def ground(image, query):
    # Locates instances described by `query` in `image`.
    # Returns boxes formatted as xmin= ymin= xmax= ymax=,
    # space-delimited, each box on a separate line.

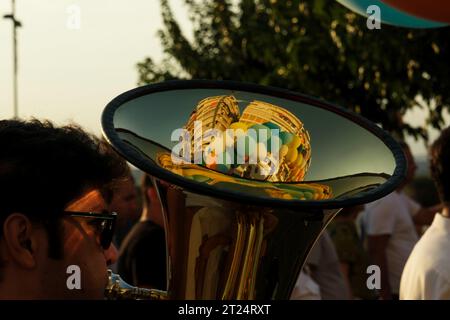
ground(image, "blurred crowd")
xmin=291 ymin=140 xmax=450 ymax=300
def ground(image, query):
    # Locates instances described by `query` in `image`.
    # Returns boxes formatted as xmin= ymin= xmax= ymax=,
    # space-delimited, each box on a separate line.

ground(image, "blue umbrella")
xmin=336 ymin=0 xmax=447 ymax=28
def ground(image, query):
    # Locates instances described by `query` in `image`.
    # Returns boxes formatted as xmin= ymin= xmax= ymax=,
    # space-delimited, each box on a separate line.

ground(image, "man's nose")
xmin=104 ymin=243 xmax=119 ymax=265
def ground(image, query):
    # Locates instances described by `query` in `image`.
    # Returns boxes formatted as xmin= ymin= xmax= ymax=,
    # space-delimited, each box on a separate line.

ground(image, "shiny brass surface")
xmin=101 ymin=81 xmax=406 ymax=299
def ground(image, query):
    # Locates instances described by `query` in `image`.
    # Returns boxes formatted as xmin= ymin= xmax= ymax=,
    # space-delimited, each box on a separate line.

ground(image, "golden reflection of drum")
xmin=157 ymin=152 xmax=332 ymax=202
xmin=102 ymin=81 xmax=407 ymax=300
xmin=184 ymin=96 xmax=312 ymax=183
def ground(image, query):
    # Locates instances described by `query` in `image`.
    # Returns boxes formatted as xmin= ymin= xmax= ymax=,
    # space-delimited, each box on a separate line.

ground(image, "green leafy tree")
xmin=137 ymin=0 xmax=450 ymax=141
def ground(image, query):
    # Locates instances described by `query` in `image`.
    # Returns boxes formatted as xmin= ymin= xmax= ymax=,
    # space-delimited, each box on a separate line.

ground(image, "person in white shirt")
xmin=304 ymin=231 xmax=351 ymax=300
xmin=360 ymin=142 xmax=441 ymax=299
xmin=290 ymin=269 xmax=321 ymax=300
xmin=400 ymin=127 xmax=450 ymax=300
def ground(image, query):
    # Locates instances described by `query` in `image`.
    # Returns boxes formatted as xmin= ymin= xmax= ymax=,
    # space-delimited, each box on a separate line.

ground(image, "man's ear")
xmin=2 ymin=213 xmax=38 ymax=269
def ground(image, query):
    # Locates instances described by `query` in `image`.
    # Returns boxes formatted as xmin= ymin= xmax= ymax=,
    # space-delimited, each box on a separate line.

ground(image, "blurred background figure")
xmin=109 ymin=171 xmax=140 ymax=247
xmin=360 ymin=142 xmax=442 ymax=299
xmin=290 ymin=269 xmax=321 ymax=300
xmin=118 ymin=174 xmax=166 ymax=290
xmin=304 ymin=230 xmax=351 ymax=300
xmin=328 ymin=206 xmax=378 ymax=300
xmin=400 ymin=127 xmax=450 ymax=299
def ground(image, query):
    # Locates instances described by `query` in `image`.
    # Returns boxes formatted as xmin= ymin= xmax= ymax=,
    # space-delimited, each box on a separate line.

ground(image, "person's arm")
xmin=131 ymin=230 xmax=167 ymax=290
xmin=412 ymin=204 xmax=443 ymax=226
xmin=367 ymin=234 xmax=392 ymax=300
xmin=339 ymin=263 xmax=354 ymax=299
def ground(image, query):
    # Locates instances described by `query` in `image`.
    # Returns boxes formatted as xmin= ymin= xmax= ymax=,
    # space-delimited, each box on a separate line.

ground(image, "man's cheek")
xmin=63 ymin=232 xmax=85 ymax=258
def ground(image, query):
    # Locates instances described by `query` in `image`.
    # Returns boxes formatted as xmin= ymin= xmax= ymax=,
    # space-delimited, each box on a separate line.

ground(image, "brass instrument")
xmin=105 ymin=270 xmax=166 ymax=300
xmin=104 ymin=191 xmax=339 ymax=299
xmin=101 ymin=80 xmax=406 ymax=300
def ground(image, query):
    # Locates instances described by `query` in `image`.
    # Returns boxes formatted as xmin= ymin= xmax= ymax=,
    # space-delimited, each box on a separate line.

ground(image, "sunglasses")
xmin=63 ymin=211 xmax=117 ymax=250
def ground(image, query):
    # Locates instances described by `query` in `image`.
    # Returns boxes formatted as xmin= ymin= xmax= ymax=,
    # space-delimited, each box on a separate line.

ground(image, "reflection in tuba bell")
xmin=101 ymin=81 xmax=406 ymax=300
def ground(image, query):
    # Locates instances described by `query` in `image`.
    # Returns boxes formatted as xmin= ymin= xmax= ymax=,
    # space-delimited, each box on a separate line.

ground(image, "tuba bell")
xmin=101 ymin=80 xmax=406 ymax=300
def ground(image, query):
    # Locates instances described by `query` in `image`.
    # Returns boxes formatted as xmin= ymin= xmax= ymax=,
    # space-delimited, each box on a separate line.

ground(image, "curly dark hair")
xmin=430 ymin=126 xmax=450 ymax=204
xmin=0 ymin=119 xmax=128 ymax=268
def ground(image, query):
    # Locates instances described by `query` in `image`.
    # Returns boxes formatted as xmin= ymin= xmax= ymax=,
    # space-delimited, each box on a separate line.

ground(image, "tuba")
xmin=101 ymin=80 xmax=406 ymax=300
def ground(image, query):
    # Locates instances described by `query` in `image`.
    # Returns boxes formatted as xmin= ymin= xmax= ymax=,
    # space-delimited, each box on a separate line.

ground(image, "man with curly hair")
xmin=0 ymin=119 xmax=128 ymax=299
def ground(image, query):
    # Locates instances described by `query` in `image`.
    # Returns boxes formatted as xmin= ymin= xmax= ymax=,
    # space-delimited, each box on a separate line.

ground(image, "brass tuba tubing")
xmin=104 ymin=270 xmax=167 ymax=300
xmin=153 ymin=180 xmax=340 ymax=299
